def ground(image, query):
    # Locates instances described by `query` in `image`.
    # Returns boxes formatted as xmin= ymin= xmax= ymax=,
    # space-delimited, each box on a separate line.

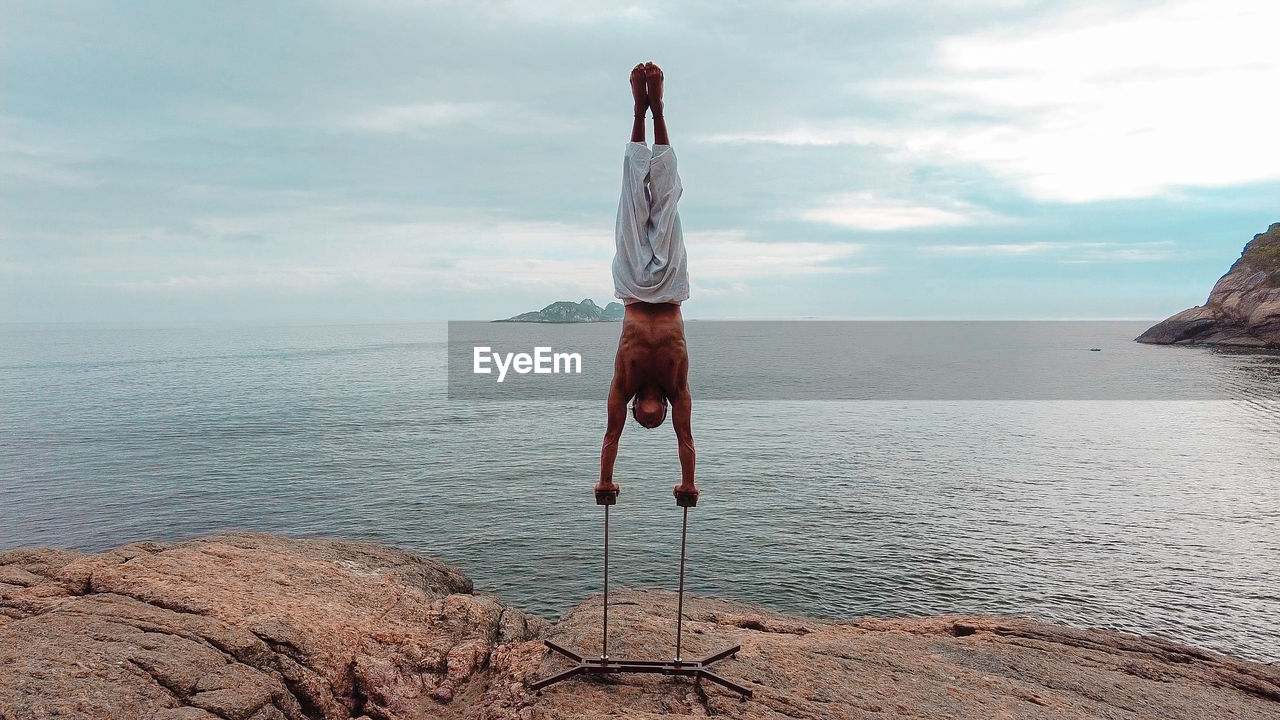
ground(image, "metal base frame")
xmin=530 ymin=493 xmax=753 ymax=699
xmin=530 ymin=640 xmax=752 ymax=697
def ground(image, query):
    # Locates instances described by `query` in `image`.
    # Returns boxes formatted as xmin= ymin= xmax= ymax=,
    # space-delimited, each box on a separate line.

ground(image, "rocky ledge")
xmin=2 ymin=534 xmax=1277 ymax=720
xmin=1137 ymin=222 xmax=1280 ymax=348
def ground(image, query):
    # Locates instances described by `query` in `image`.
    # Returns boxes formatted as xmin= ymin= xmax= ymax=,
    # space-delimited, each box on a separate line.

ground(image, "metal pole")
xmin=602 ymin=503 xmax=610 ymax=660
xmin=675 ymin=505 xmax=688 ymax=661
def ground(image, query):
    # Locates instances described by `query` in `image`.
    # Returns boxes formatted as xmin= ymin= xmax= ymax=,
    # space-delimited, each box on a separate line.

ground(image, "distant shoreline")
xmin=491 ymin=317 xmax=620 ymax=324
xmin=496 ymin=298 xmax=624 ymax=323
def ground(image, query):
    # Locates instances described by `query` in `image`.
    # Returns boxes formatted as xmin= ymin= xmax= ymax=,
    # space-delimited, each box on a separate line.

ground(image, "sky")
xmin=2 ymin=0 xmax=1278 ymax=322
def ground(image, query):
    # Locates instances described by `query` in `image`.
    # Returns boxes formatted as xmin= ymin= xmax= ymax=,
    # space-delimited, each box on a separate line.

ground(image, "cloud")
xmin=340 ymin=102 xmax=497 ymax=134
xmin=106 ymin=254 xmax=609 ymax=297
xmin=40 ymin=212 xmax=611 ymax=298
xmin=702 ymin=1 xmax=1280 ymax=203
xmin=0 ymin=114 xmax=100 ymax=188
xmin=869 ymin=0 xmax=1280 ymax=202
xmin=689 ymin=231 xmax=869 ymax=278
xmin=798 ymin=192 xmax=1001 ymax=231
xmin=702 ymin=127 xmax=878 ymax=147
xmin=925 ymin=242 xmax=1055 ymax=256
xmin=2 ymin=0 xmax=1268 ymax=322
xmin=392 ymin=0 xmax=657 ymax=25
xmin=924 ymin=240 xmax=1175 ymax=262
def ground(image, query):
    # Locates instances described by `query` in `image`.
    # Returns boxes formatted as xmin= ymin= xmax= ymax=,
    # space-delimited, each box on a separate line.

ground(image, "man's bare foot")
xmin=630 ymin=63 xmax=647 ymax=116
xmin=595 ymin=480 xmax=620 ymax=505
xmin=644 ymin=62 xmax=664 ymax=117
xmin=673 ymin=482 xmax=698 ymax=507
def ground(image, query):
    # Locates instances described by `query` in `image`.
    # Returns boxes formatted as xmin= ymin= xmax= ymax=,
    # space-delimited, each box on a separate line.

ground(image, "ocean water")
xmin=1 ymin=322 xmax=1278 ymax=664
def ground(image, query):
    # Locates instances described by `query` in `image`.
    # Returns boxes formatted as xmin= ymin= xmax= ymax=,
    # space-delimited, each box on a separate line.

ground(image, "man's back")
xmin=614 ymin=302 xmax=687 ymax=399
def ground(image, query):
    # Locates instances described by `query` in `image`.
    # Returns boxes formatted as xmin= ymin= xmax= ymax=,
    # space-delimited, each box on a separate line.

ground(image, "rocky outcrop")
xmin=600 ymin=301 xmax=624 ymax=321
xmin=4 ymin=535 xmax=1278 ymax=719
xmin=497 ymin=299 xmax=624 ymax=323
xmin=0 ymin=534 xmax=546 ymax=720
xmin=1137 ymin=223 xmax=1280 ymax=347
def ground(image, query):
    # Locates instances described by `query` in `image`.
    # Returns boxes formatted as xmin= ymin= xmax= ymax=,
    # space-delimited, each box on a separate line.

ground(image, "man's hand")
xmin=595 ymin=480 xmax=619 ymax=505
xmin=673 ymin=482 xmax=698 ymax=507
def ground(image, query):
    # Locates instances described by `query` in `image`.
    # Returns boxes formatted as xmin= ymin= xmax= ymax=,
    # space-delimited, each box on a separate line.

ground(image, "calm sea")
xmin=1 ymin=322 xmax=1277 ymax=663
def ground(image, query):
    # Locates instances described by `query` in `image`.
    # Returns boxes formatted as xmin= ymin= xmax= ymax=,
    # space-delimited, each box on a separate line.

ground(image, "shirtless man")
xmin=594 ymin=62 xmax=697 ymax=508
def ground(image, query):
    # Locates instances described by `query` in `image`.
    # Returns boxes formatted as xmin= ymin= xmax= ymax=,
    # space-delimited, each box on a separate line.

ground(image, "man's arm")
xmin=597 ymin=379 xmax=628 ymax=490
xmin=671 ymin=388 xmax=695 ymax=491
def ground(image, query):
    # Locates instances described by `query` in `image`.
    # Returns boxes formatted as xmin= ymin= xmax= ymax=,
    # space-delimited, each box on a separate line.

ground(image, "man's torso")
xmin=613 ymin=302 xmax=688 ymax=398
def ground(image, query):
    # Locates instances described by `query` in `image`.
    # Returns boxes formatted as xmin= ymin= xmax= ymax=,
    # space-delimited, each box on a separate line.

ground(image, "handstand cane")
xmin=530 ymin=486 xmax=752 ymax=698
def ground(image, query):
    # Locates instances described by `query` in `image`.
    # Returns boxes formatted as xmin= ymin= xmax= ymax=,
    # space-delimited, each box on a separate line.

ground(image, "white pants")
xmin=612 ymin=142 xmax=689 ymax=305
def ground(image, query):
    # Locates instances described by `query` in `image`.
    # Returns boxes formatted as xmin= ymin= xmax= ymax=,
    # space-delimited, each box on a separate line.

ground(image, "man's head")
xmin=631 ymin=384 xmax=668 ymax=429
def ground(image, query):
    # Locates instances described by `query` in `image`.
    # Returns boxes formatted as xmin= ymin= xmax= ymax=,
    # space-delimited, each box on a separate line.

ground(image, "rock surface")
xmin=509 ymin=590 xmax=1280 ymax=719
xmin=497 ymin=299 xmax=624 ymax=323
xmin=3 ymin=535 xmax=1278 ymax=719
xmin=0 ymin=534 xmax=546 ymax=720
xmin=1137 ymin=222 xmax=1280 ymax=347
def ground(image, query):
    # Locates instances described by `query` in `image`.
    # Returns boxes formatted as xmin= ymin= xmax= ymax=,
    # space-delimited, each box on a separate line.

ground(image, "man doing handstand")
xmin=594 ymin=62 xmax=697 ymax=507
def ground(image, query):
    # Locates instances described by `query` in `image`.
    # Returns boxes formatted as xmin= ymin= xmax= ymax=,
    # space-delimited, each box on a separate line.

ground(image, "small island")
xmin=1137 ymin=222 xmax=1280 ymax=348
xmin=495 ymin=298 xmax=625 ymax=323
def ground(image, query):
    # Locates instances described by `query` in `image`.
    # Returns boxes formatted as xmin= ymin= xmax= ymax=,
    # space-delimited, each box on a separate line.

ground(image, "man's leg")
xmin=616 ymin=65 xmax=653 ymax=290
xmin=646 ymin=62 xmax=668 ymax=146
xmin=630 ymin=63 xmax=647 ymax=144
xmin=643 ymin=63 xmax=685 ymax=284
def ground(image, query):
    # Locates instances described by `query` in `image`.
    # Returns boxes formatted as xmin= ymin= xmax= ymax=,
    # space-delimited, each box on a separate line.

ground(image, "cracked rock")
xmin=0 ymin=534 xmax=538 ymax=720
xmin=3 ymin=536 xmax=1277 ymax=720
